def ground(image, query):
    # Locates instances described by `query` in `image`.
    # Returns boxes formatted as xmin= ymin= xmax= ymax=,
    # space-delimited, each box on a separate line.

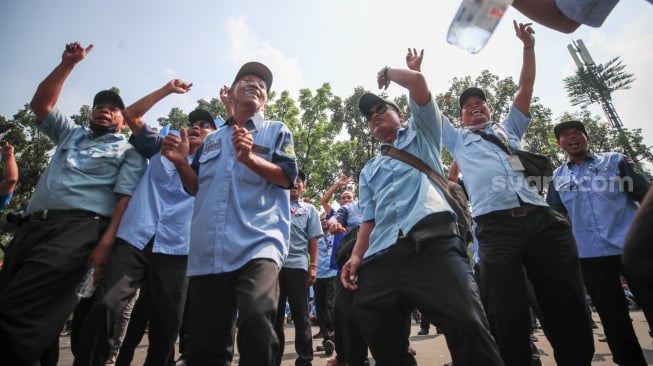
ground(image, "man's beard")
xmin=90 ymin=122 xmax=119 ymax=137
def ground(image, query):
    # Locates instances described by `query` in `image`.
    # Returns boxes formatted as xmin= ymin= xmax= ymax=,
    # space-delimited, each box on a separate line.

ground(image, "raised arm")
xmin=220 ymin=85 xmax=235 ymax=118
xmin=379 ymin=67 xmax=430 ymax=107
xmin=321 ymin=176 xmax=352 ymax=214
xmin=30 ymin=42 xmax=94 ymax=122
xmin=512 ymin=21 xmax=536 ymax=116
xmin=122 ymin=79 xmax=193 ymax=135
xmin=0 ymin=143 xmax=18 ymax=195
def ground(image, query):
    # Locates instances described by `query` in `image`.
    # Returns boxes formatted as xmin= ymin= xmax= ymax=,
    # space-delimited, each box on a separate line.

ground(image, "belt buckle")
xmin=510 ymin=206 xmax=527 ymax=217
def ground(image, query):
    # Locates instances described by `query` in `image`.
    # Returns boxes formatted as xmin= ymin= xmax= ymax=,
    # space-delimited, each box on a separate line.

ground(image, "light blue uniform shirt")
xmin=285 ymin=200 xmax=323 ymax=270
xmin=188 ymin=115 xmax=297 ymax=276
xmin=317 ymin=233 xmax=337 ymax=278
xmin=334 ymin=201 xmax=363 ymax=232
xmin=547 ymin=151 xmax=649 ymax=258
xmin=359 ymin=98 xmax=453 ymax=259
xmin=26 ymin=108 xmax=147 ymax=217
xmin=442 ymin=105 xmax=546 ymax=217
xmin=556 ymin=0 xmax=619 ymax=27
xmin=116 ymin=125 xmax=194 ymax=255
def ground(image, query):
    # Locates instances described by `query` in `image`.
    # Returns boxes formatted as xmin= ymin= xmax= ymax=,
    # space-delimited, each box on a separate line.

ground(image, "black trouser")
xmin=74 ymin=238 xmax=188 ymax=366
xmin=274 ymin=267 xmax=313 ymax=366
xmin=623 ymin=186 xmax=653 ymax=328
xmin=0 ymin=215 xmax=109 ymax=366
xmin=313 ymin=276 xmax=336 ymax=342
xmin=115 ymin=288 xmax=148 ymax=366
xmin=187 ymin=259 xmax=279 ymax=366
xmin=475 ymin=206 xmax=594 ymax=366
xmin=353 ymin=234 xmax=503 ymax=366
xmin=334 ymin=272 xmax=368 ymax=366
xmin=581 ymin=255 xmax=647 ymax=366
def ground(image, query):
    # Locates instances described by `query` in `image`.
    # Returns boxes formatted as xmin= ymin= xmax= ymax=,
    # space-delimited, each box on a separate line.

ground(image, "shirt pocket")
xmin=236 ymin=143 xmax=272 ymax=185
xmin=152 ymin=155 xmax=177 ymax=185
xmin=77 ymin=147 xmax=120 ymax=175
xmin=197 ymin=145 xmax=222 ymax=185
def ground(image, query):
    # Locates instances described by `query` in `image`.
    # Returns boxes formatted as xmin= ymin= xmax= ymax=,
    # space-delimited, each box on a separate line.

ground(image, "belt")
xmin=27 ymin=209 xmax=101 ymax=222
xmin=489 ymin=204 xmax=539 ymax=218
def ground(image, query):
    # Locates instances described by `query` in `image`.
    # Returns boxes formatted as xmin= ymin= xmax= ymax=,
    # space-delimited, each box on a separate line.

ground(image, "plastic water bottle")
xmin=76 ymin=264 xmax=97 ymax=298
xmin=447 ymin=0 xmax=513 ymax=54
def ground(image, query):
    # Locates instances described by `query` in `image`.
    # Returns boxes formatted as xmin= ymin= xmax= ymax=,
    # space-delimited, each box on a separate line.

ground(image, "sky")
xmin=1 ymin=0 xmax=652 ymax=150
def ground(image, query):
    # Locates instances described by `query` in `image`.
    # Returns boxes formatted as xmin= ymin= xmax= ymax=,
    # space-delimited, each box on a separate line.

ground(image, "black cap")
xmin=554 ymin=120 xmax=588 ymax=139
xmin=188 ymin=109 xmax=217 ymax=129
xmin=358 ymin=93 xmax=400 ymax=117
xmin=233 ymin=62 xmax=273 ymax=92
xmin=93 ymin=90 xmax=125 ymax=110
xmin=459 ymin=87 xmax=486 ymax=110
xmin=297 ymin=169 xmax=306 ymax=182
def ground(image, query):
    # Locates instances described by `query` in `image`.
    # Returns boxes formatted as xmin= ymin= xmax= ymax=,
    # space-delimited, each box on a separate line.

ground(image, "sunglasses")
xmin=364 ymin=103 xmax=390 ymax=121
xmin=189 ymin=121 xmax=213 ymax=129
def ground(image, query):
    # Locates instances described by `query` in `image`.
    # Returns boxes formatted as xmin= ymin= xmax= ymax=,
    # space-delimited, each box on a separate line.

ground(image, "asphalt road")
xmin=57 ymin=310 xmax=652 ymax=365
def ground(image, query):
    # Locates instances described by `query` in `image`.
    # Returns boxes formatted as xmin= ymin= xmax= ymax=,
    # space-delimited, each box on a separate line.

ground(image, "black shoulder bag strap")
xmin=475 ymin=130 xmax=512 ymax=154
xmin=380 ymin=145 xmax=472 ymax=240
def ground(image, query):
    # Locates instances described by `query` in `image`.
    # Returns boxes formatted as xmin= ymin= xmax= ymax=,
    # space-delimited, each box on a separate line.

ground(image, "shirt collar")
xmin=225 ymin=111 xmax=265 ymax=131
xmin=565 ymin=150 xmax=597 ymax=167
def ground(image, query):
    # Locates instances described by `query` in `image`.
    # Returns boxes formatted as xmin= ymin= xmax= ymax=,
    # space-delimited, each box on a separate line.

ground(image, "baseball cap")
xmin=459 ymin=87 xmax=486 ymax=109
xmin=358 ymin=93 xmax=400 ymax=118
xmin=233 ymin=62 xmax=273 ymax=92
xmin=554 ymin=120 xmax=588 ymax=139
xmin=93 ymin=90 xmax=125 ymax=110
xmin=188 ymin=109 xmax=217 ymax=129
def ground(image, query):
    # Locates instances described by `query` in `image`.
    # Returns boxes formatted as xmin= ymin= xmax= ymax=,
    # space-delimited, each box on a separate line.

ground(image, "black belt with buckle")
xmin=27 ymin=209 xmax=101 ymax=222
xmin=491 ymin=204 xmax=539 ymax=218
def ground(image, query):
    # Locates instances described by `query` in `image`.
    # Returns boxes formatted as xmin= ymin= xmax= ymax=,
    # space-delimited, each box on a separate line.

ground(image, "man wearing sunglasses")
xmin=340 ymin=58 xmax=503 ymax=365
xmin=74 ymin=80 xmax=218 ymax=365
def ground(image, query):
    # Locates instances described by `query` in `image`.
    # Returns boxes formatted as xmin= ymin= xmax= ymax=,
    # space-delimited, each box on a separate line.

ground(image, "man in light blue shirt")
xmin=274 ymin=170 xmax=322 ymax=366
xmin=0 ymin=42 xmax=147 ymax=365
xmin=340 ymin=61 xmax=502 ymax=365
xmin=441 ymin=22 xmax=594 ymax=366
xmin=74 ymin=80 xmax=216 ymax=366
xmin=161 ymin=62 xmax=297 ymax=366
xmin=313 ymin=216 xmax=338 ymax=356
xmin=547 ymin=120 xmax=650 ymax=366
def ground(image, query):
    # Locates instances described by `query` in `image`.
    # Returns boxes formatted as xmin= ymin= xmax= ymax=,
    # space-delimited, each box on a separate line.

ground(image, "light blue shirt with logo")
xmin=547 ymin=151 xmax=650 ymax=258
xmin=285 ymin=200 xmax=323 ymax=270
xmin=188 ymin=113 xmax=297 ymax=276
xmin=116 ymin=125 xmax=195 ymax=255
xmin=26 ymin=108 xmax=147 ymax=217
xmin=359 ymin=98 xmax=454 ymax=259
xmin=442 ymin=105 xmax=546 ymax=217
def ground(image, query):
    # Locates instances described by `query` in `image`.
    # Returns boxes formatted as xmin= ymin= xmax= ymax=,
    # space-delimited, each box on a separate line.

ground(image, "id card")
xmin=508 ymin=155 xmax=525 ymax=171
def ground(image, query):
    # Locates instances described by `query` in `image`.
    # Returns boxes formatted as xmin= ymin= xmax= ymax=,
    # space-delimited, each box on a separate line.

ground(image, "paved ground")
xmin=58 ymin=310 xmax=652 ymax=365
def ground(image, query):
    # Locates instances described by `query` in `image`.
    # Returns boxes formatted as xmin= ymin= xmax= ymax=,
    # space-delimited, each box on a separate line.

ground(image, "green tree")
xmin=1 ymin=106 xmax=55 ymax=253
xmin=563 ymin=57 xmax=635 ymax=108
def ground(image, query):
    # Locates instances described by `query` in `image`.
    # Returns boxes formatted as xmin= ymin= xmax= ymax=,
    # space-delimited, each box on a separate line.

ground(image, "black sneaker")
xmin=316 ymin=345 xmax=325 ymax=352
xmin=324 ymin=339 xmax=335 ymax=356
xmin=313 ymin=332 xmax=324 ymax=339
xmin=408 ymin=346 xmax=417 ymax=356
xmin=417 ymin=328 xmax=429 ymax=336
